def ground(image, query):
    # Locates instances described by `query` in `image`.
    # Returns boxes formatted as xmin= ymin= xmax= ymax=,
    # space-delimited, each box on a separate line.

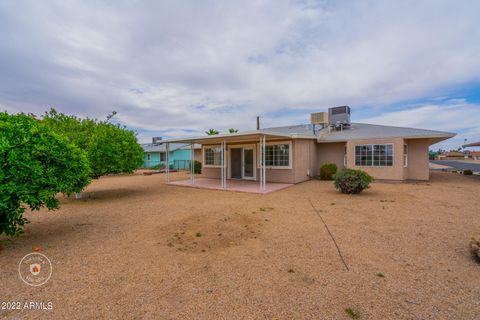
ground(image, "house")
xmin=435 ymin=151 xmax=469 ymax=160
xmin=436 ymin=151 xmax=480 ymax=161
xmin=470 ymin=152 xmax=480 ymax=160
xmin=462 ymin=141 xmax=480 ymax=160
xmin=142 ymin=138 xmax=202 ymax=169
xmin=161 ymin=106 xmax=455 ymax=189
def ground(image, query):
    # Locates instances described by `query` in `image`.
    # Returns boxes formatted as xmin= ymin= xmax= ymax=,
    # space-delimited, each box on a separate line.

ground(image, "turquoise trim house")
xmin=142 ymin=142 xmax=201 ymax=169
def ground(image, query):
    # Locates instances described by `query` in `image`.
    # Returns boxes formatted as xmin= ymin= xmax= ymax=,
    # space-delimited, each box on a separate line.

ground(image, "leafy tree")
xmin=87 ymin=122 xmax=144 ymax=177
xmin=43 ymin=109 xmax=144 ymax=178
xmin=205 ymin=129 xmax=219 ymax=135
xmin=228 ymin=128 xmax=239 ymax=133
xmin=0 ymin=113 xmax=91 ymax=236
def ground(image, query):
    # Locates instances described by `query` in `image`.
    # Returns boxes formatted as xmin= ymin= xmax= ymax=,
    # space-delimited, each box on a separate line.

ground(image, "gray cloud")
xmin=1 ymin=0 xmax=479 ymax=145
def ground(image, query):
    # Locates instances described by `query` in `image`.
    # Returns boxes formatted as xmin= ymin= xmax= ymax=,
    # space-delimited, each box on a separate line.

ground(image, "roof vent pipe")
xmin=256 ymin=116 xmax=260 ymax=130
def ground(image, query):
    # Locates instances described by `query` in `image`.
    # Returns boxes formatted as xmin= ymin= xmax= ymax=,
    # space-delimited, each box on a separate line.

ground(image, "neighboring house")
xmin=142 ymin=139 xmax=201 ymax=169
xmin=470 ymin=152 xmax=480 ymax=160
xmin=162 ymin=107 xmax=455 ymax=182
xmin=436 ymin=151 xmax=480 ymax=160
xmin=462 ymin=141 xmax=480 ymax=160
xmin=435 ymin=152 xmax=469 ymax=160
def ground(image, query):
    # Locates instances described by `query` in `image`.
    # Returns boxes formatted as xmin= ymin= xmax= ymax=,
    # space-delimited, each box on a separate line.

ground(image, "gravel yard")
xmin=1 ymin=171 xmax=479 ymax=319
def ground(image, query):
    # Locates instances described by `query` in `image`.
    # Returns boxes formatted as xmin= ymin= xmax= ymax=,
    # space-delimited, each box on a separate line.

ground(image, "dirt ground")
xmin=1 ymin=171 xmax=479 ymax=319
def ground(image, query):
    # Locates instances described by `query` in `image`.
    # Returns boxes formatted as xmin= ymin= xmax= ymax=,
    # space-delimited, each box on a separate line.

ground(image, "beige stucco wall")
xmin=200 ymin=137 xmax=432 ymax=183
xmin=255 ymin=139 xmax=314 ymax=183
xmin=404 ymin=138 xmax=430 ymax=180
xmin=194 ymin=149 xmax=202 ymax=162
xmin=346 ymin=138 xmax=405 ymax=181
xmin=316 ymin=142 xmax=346 ymax=175
xmin=293 ymin=139 xmax=317 ymax=183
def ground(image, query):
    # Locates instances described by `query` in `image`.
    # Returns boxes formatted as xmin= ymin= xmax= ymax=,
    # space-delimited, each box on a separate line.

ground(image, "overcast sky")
xmin=1 ymin=0 xmax=480 ymax=150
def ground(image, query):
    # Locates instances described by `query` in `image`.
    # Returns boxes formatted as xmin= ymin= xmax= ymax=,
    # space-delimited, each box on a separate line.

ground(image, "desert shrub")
xmin=470 ymin=237 xmax=480 ymax=262
xmin=344 ymin=307 xmax=360 ymax=319
xmin=333 ymin=169 xmax=373 ymax=194
xmin=320 ymin=162 xmax=338 ymax=180
xmin=194 ymin=160 xmax=202 ymax=174
xmin=463 ymin=169 xmax=473 ymax=175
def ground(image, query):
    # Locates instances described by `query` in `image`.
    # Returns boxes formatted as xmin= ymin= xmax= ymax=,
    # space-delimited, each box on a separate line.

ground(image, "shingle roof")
xmin=161 ymin=122 xmax=455 ymax=144
xmin=316 ymin=122 xmax=455 ymax=142
xmin=261 ymin=124 xmax=317 ymax=137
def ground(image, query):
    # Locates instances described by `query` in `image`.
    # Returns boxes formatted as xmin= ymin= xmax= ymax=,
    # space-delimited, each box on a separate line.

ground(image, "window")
xmin=355 ymin=144 xmax=393 ymax=166
xmin=403 ymin=144 xmax=408 ymax=167
xmin=160 ymin=152 xmax=166 ymax=162
xmin=147 ymin=153 xmax=151 ymax=161
xmin=264 ymin=143 xmax=290 ymax=167
xmin=204 ymin=147 xmax=222 ymax=166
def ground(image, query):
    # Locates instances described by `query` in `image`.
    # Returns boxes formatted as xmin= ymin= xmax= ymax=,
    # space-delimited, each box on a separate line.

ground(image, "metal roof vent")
xmin=328 ymin=106 xmax=351 ymax=127
xmin=310 ymin=112 xmax=328 ymax=126
xmin=310 ymin=112 xmax=328 ymax=135
xmin=152 ymin=137 xmax=163 ymax=145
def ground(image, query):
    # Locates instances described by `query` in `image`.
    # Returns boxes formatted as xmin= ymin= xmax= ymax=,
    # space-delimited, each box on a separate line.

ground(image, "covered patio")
xmin=169 ymin=178 xmax=292 ymax=194
xmin=161 ymin=129 xmax=311 ymax=194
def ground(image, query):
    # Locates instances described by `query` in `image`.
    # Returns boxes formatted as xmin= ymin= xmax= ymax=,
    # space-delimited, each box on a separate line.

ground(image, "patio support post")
xmin=165 ymin=142 xmax=170 ymax=183
xmin=262 ymin=135 xmax=266 ymax=191
xmin=222 ymin=140 xmax=227 ymax=189
xmin=190 ymin=142 xmax=195 ymax=185
xmin=220 ymin=141 xmax=223 ymax=188
xmin=259 ymin=136 xmax=262 ymax=192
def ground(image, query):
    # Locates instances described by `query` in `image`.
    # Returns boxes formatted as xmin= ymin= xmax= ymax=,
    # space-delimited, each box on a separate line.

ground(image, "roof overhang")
xmin=317 ymin=134 xmax=456 ymax=145
xmin=161 ymin=130 xmax=315 ymax=145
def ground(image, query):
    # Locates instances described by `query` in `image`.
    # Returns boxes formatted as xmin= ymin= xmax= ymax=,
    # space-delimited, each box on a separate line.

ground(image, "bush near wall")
xmin=463 ymin=169 xmax=473 ymax=175
xmin=320 ymin=163 xmax=338 ymax=180
xmin=194 ymin=160 xmax=202 ymax=174
xmin=333 ymin=169 xmax=373 ymax=194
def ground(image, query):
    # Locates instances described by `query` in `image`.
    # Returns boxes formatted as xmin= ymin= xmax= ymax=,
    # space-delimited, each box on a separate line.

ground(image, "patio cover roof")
xmin=161 ymin=129 xmax=316 ymax=144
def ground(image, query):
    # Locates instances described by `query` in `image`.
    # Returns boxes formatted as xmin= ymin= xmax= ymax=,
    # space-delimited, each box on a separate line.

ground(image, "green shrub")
xmin=333 ymin=169 xmax=373 ymax=194
xmin=194 ymin=160 xmax=202 ymax=174
xmin=148 ymin=163 xmax=165 ymax=170
xmin=470 ymin=237 xmax=480 ymax=262
xmin=43 ymin=108 xmax=144 ymax=179
xmin=463 ymin=169 xmax=473 ymax=175
xmin=320 ymin=163 xmax=338 ymax=180
xmin=0 ymin=113 xmax=91 ymax=236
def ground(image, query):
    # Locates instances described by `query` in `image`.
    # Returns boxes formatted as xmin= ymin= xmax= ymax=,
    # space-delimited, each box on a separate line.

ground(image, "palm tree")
xmin=228 ymin=128 xmax=238 ymax=134
xmin=205 ymin=129 xmax=219 ymax=135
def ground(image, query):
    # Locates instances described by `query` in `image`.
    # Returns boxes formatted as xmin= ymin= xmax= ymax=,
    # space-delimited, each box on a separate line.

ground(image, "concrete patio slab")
xmin=168 ymin=178 xmax=293 ymax=194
